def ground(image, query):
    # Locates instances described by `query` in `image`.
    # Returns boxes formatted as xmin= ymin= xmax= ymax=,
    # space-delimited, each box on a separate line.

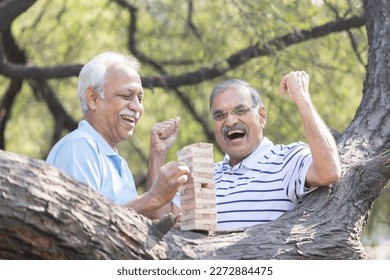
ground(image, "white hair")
xmin=77 ymin=51 xmax=141 ymax=115
xmin=209 ymin=79 xmax=262 ymax=111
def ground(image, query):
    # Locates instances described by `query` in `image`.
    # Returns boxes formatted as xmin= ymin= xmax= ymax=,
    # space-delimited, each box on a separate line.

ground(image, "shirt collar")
xmin=221 ymin=137 xmax=274 ymax=170
xmin=78 ymin=120 xmax=118 ymax=156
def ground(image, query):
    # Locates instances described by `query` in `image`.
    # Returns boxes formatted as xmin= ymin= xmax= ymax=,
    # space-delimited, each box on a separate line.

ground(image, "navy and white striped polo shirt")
xmin=215 ymin=137 xmax=313 ymax=231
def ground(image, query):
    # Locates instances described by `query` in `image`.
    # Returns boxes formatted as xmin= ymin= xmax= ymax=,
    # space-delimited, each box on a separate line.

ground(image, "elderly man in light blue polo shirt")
xmin=47 ymin=51 xmax=190 ymax=219
xmin=209 ymin=72 xmax=341 ymax=230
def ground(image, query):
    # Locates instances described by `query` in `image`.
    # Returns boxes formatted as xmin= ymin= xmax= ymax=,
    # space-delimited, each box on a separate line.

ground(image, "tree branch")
xmin=0 ymin=0 xmax=37 ymax=32
xmin=0 ymin=27 xmax=26 ymax=149
xmin=143 ymin=15 xmax=366 ymax=88
xmin=0 ymin=25 xmax=77 ymax=154
xmin=0 ymin=149 xmax=168 ymax=259
xmin=173 ymin=87 xmax=215 ymax=143
xmin=113 ymin=2 xmax=216 ymax=145
xmin=28 ymin=79 xmax=77 ymax=152
xmin=0 ymin=79 xmax=22 ymax=149
xmin=347 ymin=30 xmax=367 ymax=69
xmin=3 ymin=148 xmax=389 ymax=259
xmin=186 ymin=0 xmax=201 ymax=40
xmin=0 ymin=15 xmax=365 ymax=87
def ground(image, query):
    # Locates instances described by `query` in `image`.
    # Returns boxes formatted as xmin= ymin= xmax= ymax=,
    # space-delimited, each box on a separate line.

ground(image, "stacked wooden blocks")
xmin=177 ymin=142 xmax=216 ymax=234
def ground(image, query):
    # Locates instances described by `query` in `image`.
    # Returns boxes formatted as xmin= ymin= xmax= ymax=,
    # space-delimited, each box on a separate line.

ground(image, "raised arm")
xmin=146 ymin=116 xmax=181 ymax=190
xmin=139 ymin=116 xmax=182 ymax=217
xmin=279 ymin=71 xmax=341 ymax=188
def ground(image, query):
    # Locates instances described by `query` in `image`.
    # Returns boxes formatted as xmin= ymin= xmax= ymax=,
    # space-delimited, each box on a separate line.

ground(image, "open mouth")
xmin=120 ymin=114 xmax=136 ymax=124
xmin=226 ymin=129 xmax=246 ymax=140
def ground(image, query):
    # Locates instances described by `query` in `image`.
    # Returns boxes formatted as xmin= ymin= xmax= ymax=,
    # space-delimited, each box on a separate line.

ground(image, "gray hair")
xmin=209 ymin=79 xmax=262 ymax=111
xmin=77 ymin=51 xmax=141 ymax=115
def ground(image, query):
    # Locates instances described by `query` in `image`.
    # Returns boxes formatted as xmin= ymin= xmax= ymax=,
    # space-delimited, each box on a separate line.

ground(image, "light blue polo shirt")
xmin=46 ymin=120 xmax=138 ymax=205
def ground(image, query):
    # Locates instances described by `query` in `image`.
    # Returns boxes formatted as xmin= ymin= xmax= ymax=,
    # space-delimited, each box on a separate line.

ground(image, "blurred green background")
xmin=1 ymin=0 xmax=388 ymax=258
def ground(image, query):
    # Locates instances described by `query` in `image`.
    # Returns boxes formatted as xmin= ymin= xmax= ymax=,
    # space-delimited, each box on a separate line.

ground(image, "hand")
xmin=150 ymin=116 xmax=180 ymax=154
xmin=149 ymin=161 xmax=190 ymax=206
xmin=126 ymin=161 xmax=190 ymax=218
xmin=279 ymin=71 xmax=310 ymax=103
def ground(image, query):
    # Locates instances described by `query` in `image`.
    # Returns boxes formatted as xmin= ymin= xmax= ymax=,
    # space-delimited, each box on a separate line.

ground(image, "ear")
xmin=85 ymin=87 xmax=99 ymax=112
xmin=258 ymin=106 xmax=267 ymax=129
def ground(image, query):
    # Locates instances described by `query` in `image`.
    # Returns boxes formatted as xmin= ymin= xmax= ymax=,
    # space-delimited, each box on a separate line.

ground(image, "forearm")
xmin=298 ymin=99 xmax=341 ymax=186
xmin=125 ymin=191 xmax=166 ymax=219
xmin=279 ymin=71 xmax=341 ymax=186
xmin=146 ymin=150 xmax=166 ymax=191
xmin=149 ymin=203 xmax=172 ymax=219
xmin=147 ymin=117 xmax=180 ymax=190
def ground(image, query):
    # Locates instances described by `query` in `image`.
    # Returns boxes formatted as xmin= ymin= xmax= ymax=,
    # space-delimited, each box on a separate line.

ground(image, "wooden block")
xmin=181 ymin=220 xmax=217 ymax=231
xmin=181 ymin=215 xmax=216 ymax=223
xmin=177 ymin=142 xmax=216 ymax=233
xmin=188 ymin=173 xmax=214 ymax=180
xmin=181 ymin=197 xmax=216 ymax=208
xmin=200 ymin=189 xmax=216 ymax=199
xmin=177 ymin=143 xmax=213 ymax=159
xmin=179 ymin=187 xmax=216 ymax=199
xmin=181 ymin=208 xmax=217 ymax=221
xmin=189 ymin=167 xmax=214 ymax=174
xmin=181 ymin=199 xmax=216 ymax=211
xmin=179 ymin=158 xmax=214 ymax=168
xmin=183 ymin=208 xmax=216 ymax=215
xmin=177 ymin=151 xmax=214 ymax=160
xmin=180 ymin=187 xmax=216 ymax=198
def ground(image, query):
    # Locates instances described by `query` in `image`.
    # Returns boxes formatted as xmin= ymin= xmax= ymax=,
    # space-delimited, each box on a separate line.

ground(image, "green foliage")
xmin=362 ymin=183 xmax=390 ymax=253
xmin=3 ymin=0 xmax=389 ymax=256
xmin=5 ymin=83 xmax=54 ymax=157
xmin=4 ymin=0 xmax=366 ymax=167
xmin=6 ymin=0 xmax=367 ymax=175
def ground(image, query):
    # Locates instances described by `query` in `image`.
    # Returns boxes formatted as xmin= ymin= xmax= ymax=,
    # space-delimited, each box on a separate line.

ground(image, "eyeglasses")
xmin=211 ymin=105 xmax=257 ymax=122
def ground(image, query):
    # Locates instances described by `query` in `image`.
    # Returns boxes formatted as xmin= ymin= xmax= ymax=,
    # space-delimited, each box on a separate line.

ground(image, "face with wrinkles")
xmin=85 ymin=67 xmax=144 ymax=148
xmin=211 ymin=87 xmax=266 ymax=166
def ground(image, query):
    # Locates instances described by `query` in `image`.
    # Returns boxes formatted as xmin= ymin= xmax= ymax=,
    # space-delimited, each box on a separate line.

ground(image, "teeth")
xmin=121 ymin=115 xmax=135 ymax=122
xmin=228 ymin=129 xmax=243 ymax=136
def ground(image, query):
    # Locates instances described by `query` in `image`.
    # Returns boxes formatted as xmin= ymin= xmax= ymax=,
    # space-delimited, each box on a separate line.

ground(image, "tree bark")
xmin=1 ymin=147 xmax=389 ymax=260
xmin=338 ymin=0 xmax=390 ymax=162
xmin=1 ymin=0 xmax=390 ymax=260
xmin=0 ymin=150 xmax=170 ymax=259
xmin=0 ymin=0 xmax=37 ymax=33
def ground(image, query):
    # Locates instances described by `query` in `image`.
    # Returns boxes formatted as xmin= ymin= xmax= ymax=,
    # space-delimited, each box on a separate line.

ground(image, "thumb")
xmin=279 ymin=75 xmax=288 ymax=96
xmin=174 ymin=116 xmax=181 ymax=129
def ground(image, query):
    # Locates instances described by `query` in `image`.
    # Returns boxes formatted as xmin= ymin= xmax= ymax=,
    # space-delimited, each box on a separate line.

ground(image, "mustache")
xmin=222 ymin=123 xmax=248 ymax=138
xmin=119 ymin=109 xmax=139 ymax=118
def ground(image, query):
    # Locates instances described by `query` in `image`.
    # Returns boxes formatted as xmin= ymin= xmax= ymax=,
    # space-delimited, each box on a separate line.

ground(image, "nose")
xmin=128 ymin=98 xmax=143 ymax=117
xmin=224 ymin=111 xmax=238 ymax=125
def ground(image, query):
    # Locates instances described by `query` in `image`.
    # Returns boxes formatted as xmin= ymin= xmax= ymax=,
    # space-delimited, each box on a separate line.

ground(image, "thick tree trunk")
xmin=1 ymin=0 xmax=390 ymax=260
xmin=1 ymin=148 xmax=389 ymax=260
xmin=0 ymin=150 xmax=171 ymax=259
xmin=338 ymin=0 xmax=390 ymax=162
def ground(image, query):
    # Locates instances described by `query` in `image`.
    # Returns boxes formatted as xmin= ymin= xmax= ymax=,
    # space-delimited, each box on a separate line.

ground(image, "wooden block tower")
xmin=177 ymin=142 xmax=216 ymax=234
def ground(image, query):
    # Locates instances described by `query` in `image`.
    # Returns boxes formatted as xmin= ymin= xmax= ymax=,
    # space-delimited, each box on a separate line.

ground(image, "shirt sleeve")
xmin=283 ymin=143 xmax=313 ymax=202
xmin=172 ymin=192 xmax=181 ymax=208
xmin=46 ymin=137 xmax=102 ymax=193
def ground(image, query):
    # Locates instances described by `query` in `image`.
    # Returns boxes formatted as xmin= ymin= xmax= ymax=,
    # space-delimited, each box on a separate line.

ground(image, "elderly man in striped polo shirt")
xmin=210 ymin=71 xmax=341 ymax=231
